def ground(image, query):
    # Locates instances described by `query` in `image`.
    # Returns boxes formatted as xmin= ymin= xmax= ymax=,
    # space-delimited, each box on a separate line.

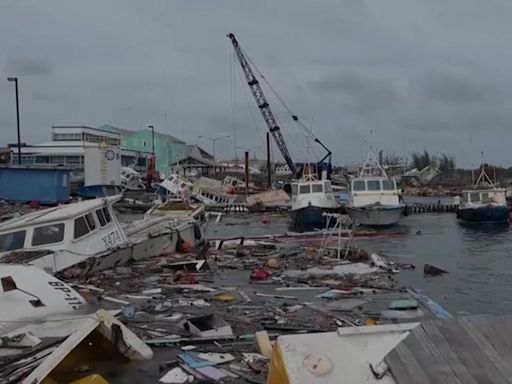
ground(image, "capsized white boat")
xmin=346 ymin=151 xmax=404 ymax=226
xmin=0 ymin=195 xmax=204 ymax=275
xmin=121 ymin=166 xmax=145 ymax=191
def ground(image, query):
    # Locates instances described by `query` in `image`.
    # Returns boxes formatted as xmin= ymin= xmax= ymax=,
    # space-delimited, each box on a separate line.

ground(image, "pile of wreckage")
xmin=1 ymin=231 xmax=453 ymax=383
xmin=0 ymin=195 xmax=464 ymax=383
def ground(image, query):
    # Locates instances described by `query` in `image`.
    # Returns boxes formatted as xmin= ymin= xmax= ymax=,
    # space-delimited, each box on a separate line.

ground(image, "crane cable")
xmin=240 ymin=46 xmax=323 ymax=156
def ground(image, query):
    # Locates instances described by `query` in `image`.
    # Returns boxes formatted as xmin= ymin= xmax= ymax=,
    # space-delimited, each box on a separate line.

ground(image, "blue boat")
xmin=73 ymin=184 xmax=123 ymax=199
xmin=457 ymin=168 xmax=510 ymax=225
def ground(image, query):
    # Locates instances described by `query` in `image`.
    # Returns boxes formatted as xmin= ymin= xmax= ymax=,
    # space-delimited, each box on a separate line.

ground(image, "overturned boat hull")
xmin=345 ymin=204 xmax=404 ymax=226
xmin=457 ymin=205 xmax=510 ymax=224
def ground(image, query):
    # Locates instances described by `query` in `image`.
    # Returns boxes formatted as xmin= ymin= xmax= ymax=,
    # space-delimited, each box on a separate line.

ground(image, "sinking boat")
xmin=457 ymin=168 xmax=510 ymax=224
xmin=0 ymin=195 xmax=204 ymax=276
xmin=157 ymin=173 xmax=193 ymax=200
xmin=345 ymin=151 xmax=404 ymax=226
xmin=289 ymin=166 xmax=340 ymax=232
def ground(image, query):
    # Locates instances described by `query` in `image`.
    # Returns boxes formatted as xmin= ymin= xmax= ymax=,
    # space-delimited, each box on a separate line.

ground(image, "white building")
xmin=11 ymin=126 xmax=149 ymax=186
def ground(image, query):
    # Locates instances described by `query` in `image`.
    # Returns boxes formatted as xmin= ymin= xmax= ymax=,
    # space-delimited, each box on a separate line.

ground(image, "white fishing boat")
xmin=457 ymin=168 xmax=510 ymax=224
xmin=289 ymin=166 xmax=340 ymax=232
xmin=346 ymin=151 xmax=404 ymax=226
xmin=121 ymin=166 xmax=145 ymax=191
xmin=157 ymin=173 xmax=193 ymax=199
xmin=0 ymin=195 xmax=204 ymax=275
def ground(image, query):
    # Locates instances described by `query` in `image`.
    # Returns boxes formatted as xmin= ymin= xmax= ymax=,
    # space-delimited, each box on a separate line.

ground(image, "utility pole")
xmin=148 ymin=125 xmax=155 ymax=154
xmin=198 ymin=135 xmax=230 ymax=175
xmin=245 ymin=151 xmax=249 ymax=197
xmin=7 ymin=77 xmax=21 ymax=165
xmin=266 ymin=132 xmax=272 ymax=189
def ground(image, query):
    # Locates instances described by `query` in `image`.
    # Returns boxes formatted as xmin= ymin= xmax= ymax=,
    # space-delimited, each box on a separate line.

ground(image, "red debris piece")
xmin=261 ymin=216 xmax=271 ymax=224
xmin=250 ymin=268 xmax=272 ymax=281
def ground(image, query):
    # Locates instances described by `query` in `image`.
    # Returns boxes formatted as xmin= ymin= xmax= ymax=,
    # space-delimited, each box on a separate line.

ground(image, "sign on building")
xmin=84 ymin=144 xmax=121 ymax=186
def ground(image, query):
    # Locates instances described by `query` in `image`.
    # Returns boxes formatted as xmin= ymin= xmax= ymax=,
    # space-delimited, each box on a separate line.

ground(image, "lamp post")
xmin=148 ymin=125 xmax=155 ymax=154
xmin=7 ymin=77 xmax=21 ymax=165
xmin=198 ymin=135 xmax=230 ymax=175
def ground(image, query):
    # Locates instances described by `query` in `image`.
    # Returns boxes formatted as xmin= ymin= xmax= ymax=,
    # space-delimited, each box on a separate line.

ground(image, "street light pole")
xmin=7 ymin=77 xmax=21 ymax=165
xmin=148 ymin=125 xmax=155 ymax=154
xmin=198 ymin=135 xmax=230 ymax=175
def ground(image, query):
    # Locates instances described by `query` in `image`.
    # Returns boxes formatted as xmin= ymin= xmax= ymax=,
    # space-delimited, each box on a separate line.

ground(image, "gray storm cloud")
xmin=1 ymin=0 xmax=512 ymax=166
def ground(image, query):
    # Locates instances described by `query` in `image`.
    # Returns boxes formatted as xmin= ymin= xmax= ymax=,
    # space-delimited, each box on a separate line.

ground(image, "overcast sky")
xmin=1 ymin=0 xmax=512 ymax=167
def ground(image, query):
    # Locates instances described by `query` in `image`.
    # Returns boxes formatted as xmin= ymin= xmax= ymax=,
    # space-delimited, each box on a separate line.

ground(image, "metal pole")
xmin=245 ymin=151 xmax=249 ymax=197
xmin=148 ymin=125 xmax=155 ymax=154
xmin=7 ymin=77 xmax=21 ymax=164
xmin=14 ymin=79 xmax=20 ymax=165
xmin=266 ymin=132 xmax=271 ymax=188
xmin=212 ymin=139 xmax=216 ymax=175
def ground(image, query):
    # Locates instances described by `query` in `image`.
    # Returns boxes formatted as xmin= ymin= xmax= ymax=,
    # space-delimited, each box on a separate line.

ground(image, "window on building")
xmin=0 ymin=230 xmax=26 ymax=252
xmin=352 ymin=180 xmax=366 ymax=191
xmin=312 ymin=184 xmax=323 ymax=193
xmin=53 ymin=133 xmax=81 ymax=141
xmin=367 ymin=180 xmax=381 ymax=191
xmin=32 ymin=223 xmax=65 ymax=246
xmin=143 ymin=140 xmax=147 ymax=147
xmin=65 ymin=156 xmax=81 ymax=166
xmin=299 ymin=184 xmax=311 ymax=194
xmin=36 ymin=156 xmax=50 ymax=164
xmin=382 ymin=180 xmax=395 ymax=191
xmin=50 ymin=156 xmax=65 ymax=165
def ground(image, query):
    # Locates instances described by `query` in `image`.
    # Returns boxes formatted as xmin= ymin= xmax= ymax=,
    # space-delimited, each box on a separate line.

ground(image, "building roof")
xmin=175 ymin=145 xmax=216 ymax=167
xmin=98 ymin=124 xmax=137 ymax=137
xmin=385 ymin=314 xmax=512 ymax=384
xmin=98 ymin=125 xmax=186 ymax=144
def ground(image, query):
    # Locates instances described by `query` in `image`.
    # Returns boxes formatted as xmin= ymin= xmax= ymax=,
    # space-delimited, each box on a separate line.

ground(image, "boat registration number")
xmin=101 ymin=230 xmax=122 ymax=249
xmin=48 ymin=281 xmax=83 ymax=310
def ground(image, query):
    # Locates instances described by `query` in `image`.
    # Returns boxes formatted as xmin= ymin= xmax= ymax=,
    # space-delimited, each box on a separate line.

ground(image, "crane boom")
xmin=227 ymin=33 xmax=296 ymax=173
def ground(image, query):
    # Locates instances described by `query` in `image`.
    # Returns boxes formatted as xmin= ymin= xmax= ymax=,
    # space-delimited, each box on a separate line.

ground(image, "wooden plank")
xmin=458 ymin=317 xmax=512 ymax=382
xmin=462 ymin=316 xmax=512 ymax=362
xmin=435 ymin=319 xmax=508 ymax=384
xmin=421 ymin=321 xmax=478 ymax=384
xmin=404 ymin=326 xmax=462 ymax=384
xmin=385 ymin=342 xmax=432 ymax=384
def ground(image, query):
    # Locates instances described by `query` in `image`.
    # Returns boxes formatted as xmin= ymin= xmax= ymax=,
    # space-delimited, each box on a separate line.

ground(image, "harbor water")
xmin=208 ymin=212 xmax=512 ymax=316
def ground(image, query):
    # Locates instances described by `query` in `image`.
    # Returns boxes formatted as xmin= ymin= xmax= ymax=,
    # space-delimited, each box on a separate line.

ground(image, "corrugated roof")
xmin=385 ymin=314 xmax=512 ymax=384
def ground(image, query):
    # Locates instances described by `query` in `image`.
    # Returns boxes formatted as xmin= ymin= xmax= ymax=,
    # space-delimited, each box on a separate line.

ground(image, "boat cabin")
xmin=461 ymin=188 xmax=507 ymax=206
xmin=0 ymin=196 xmax=128 ymax=257
xmin=121 ymin=167 xmax=145 ymax=190
xmin=291 ymin=179 xmax=334 ymax=196
xmin=350 ymin=177 xmax=400 ymax=207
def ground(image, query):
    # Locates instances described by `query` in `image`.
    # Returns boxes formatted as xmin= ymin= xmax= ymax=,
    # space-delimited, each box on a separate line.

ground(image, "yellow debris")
xmin=70 ymin=374 xmax=109 ymax=384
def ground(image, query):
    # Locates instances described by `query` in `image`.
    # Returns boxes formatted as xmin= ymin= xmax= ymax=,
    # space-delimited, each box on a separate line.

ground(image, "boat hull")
xmin=345 ymin=205 xmax=404 ymax=226
xmin=290 ymin=206 xmax=339 ymax=232
xmin=457 ymin=205 xmax=510 ymax=224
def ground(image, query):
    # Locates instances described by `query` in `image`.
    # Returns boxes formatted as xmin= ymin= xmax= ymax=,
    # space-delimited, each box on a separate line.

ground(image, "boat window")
xmin=353 ymin=181 xmax=366 ymax=191
xmin=382 ymin=180 xmax=395 ymax=191
xmin=102 ymin=207 xmax=112 ymax=223
xmin=0 ymin=230 xmax=26 ymax=252
xmin=291 ymin=184 xmax=298 ymax=196
xmin=32 ymin=223 xmax=65 ymax=246
xmin=469 ymin=192 xmax=481 ymax=203
xmin=85 ymin=212 xmax=96 ymax=231
xmin=312 ymin=184 xmax=323 ymax=193
xmin=481 ymin=192 xmax=490 ymax=203
xmin=324 ymin=182 xmax=332 ymax=193
xmin=367 ymin=180 xmax=381 ymax=191
xmin=299 ymin=184 xmax=311 ymax=194
xmin=96 ymin=209 xmax=107 ymax=226
xmin=74 ymin=217 xmax=90 ymax=239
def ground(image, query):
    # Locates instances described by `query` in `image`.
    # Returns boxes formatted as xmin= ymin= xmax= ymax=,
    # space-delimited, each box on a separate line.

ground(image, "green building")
xmin=99 ymin=125 xmax=186 ymax=174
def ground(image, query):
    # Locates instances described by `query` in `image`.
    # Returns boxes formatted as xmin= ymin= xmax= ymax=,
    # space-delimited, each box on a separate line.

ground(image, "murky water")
xmin=208 ymin=212 xmax=512 ymax=316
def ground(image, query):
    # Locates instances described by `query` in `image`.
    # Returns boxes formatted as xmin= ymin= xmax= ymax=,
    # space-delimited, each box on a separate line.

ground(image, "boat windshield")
xmin=367 ymin=180 xmax=381 ymax=191
xmin=312 ymin=184 xmax=323 ymax=193
xmin=353 ymin=180 xmax=365 ymax=191
xmin=291 ymin=184 xmax=298 ymax=196
xmin=299 ymin=184 xmax=311 ymax=194
xmin=382 ymin=180 xmax=395 ymax=191
xmin=0 ymin=230 xmax=26 ymax=252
